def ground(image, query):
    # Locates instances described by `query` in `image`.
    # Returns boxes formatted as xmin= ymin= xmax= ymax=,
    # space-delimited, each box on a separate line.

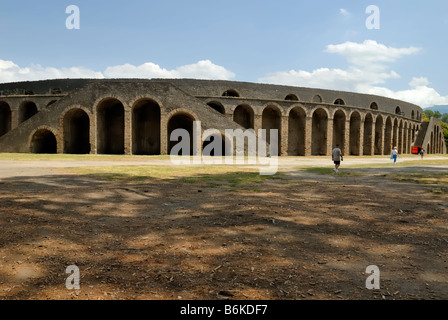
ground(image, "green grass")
xmin=387 ymin=173 xmax=448 ymax=185
xmin=65 ymin=165 xmax=284 ymax=186
xmin=300 ymin=167 xmax=364 ymax=176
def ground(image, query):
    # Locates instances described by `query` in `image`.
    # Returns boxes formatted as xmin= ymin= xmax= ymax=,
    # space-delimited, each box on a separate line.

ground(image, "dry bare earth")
xmin=0 ymin=161 xmax=447 ymax=300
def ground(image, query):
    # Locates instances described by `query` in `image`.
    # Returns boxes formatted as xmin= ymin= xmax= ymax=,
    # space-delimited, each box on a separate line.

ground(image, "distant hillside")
xmin=425 ymin=105 xmax=448 ymax=114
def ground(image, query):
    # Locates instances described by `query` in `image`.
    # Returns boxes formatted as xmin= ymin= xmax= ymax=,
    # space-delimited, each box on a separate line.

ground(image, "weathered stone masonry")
xmin=0 ymin=79 xmax=446 ymax=156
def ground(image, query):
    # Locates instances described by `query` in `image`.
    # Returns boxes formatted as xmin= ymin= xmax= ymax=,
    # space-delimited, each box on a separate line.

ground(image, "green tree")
xmin=422 ymin=112 xmax=430 ymax=122
xmin=434 ymin=111 xmax=442 ymax=119
xmin=424 ymin=109 xmax=434 ymax=119
xmin=442 ymin=121 xmax=448 ymax=150
xmin=441 ymin=113 xmax=448 ymax=123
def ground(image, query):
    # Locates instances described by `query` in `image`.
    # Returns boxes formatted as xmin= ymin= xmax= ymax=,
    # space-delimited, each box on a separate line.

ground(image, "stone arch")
xmin=288 ymin=106 xmax=306 ymax=156
xmin=312 ymin=95 xmax=323 ymax=103
xmin=206 ymin=101 xmax=226 ymax=115
xmin=285 ymin=94 xmax=299 ymax=101
xmin=370 ymin=102 xmax=379 ymax=110
xmin=349 ymin=111 xmax=361 ymax=155
xmin=374 ymin=115 xmax=384 ymax=155
xmin=411 ymin=110 xmax=415 ymax=120
xmin=30 ymin=128 xmax=57 ymax=154
xmin=96 ymin=98 xmax=125 ymax=154
xmin=222 ymin=89 xmax=240 ymax=97
xmin=233 ymin=104 xmax=254 ymax=129
xmin=333 ymin=109 xmax=346 ymax=154
xmin=395 ymin=106 xmax=402 ymax=115
xmin=19 ymin=101 xmax=38 ymax=123
xmin=262 ymin=105 xmax=282 ymax=155
xmin=132 ymin=98 xmax=161 ymax=155
xmin=334 ymin=98 xmax=345 ymax=106
xmin=311 ymin=108 xmax=328 ymax=156
xmin=384 ymin=117 xmax=393 ymax=155
xmin=63 ymin=108 xmax=91 ymax=154
xmin=0 ymin=101 xmax=11 ymax=137
xmin=167 ymin=112 xmax=195 ymax=156
xmin=363 ymin=113 xmax=374 ymax=155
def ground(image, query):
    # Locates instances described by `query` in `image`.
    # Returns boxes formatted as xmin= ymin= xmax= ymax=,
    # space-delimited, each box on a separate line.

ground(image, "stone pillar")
xmin=254 ymin=114 xmax=262 ymax=133
xmin=281 ymin=116 xmax=289 ymax=156
xmin=344 ymin=120 xmax=350 ymax=156
xmin=326 ymin=118 xmax=334 ymax=157
xmin=11 ymin=108 xmax=19 ymax=130
xmin=160 ymin=113 xmax=168 ymax=155
xmin=90 ymin=110 xmax=97 ymax=154
xmin=370 ymin=119 xmax=376 ymax=156
xmin=359 ymin=120 xmax=364 ymax=156
xmin=124 ymin=108 xmax=132 ymax=155
xmin=305 ymin=116 xmax=312 ymax=156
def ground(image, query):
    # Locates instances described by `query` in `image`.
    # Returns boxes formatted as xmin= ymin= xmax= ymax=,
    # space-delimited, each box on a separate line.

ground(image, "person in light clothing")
xmin=392 ymin=147 xmax=399 ymax=164
xmin=332 ymin=145 xmax=343 ymax=173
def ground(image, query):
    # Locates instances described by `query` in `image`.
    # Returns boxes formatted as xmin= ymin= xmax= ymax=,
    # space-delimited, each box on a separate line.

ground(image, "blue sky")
xmin=0 ymin=0 xmax=447 ymax=107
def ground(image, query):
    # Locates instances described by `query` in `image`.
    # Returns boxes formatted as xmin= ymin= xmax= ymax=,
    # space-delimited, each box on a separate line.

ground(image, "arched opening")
xmin=63 ymin=109 xmax=90 ymax=154
xmin=168 ymin=113 xmax=194 ymax=156
xmin=411 ymin=110 xmax=415 ymax=120
xmin=395 ymin=106 xmax=402 ymax=115
xmin=233 ymin=104 xmax=254 ymax=129
xmin=384 ymin=117 xmax=393 ymax=155
xmin=363 ymin=114 xmax=373 ymax=155
xmin=31 ymin=129 xmax=57 ymax=154
xmin=0 ymin=102 xmax=11 ymax=137
xmin=206 ymin=101 xmax=226 ymax=115
xmin=403 ymin=123 xmax=409 ymax=154
xmin=349 ymin=112 xmax=361 ymax=156
xmin=313 ymin=95 xmax=323 ymax=103
xmin=370 ymin=102 xmax=378 ymax=110
xmin=392 ymin=119 xmax=399 ymax=151
xmin=312 ymin=108 xmax=328 ymax=156
xmin=288 ymin=107 xmax=306 ymax=156
xmin=285 ymin=94 xmax=299 ymax=101
xmin=222 ymin=89 xmax=240 ymax=97
xmin=334 ymin=99 xmax=345 ymax=105
xmin=97 ymin=98 xmax=125 ymax=154
xmin=430 ymin=132 xmax=434 ymax=154
xmin=333 ymin=110 xmax=346 ymax=154
xmin=374 ymin=115 xmax=384 ymax=155
xmin=202 ymin=134 xmax=229 ymax=156
xmin=262 ymin=106 xmax=281 ymax=155
xmin=132 ymin=99 xmax=161 ymax=155
xmin=19 ymin=101 xmax=38 ymax=123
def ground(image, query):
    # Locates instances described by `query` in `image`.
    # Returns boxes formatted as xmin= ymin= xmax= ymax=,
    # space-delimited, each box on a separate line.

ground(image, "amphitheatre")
xmin=0 ymin=78 xmax=445 ymax=156
xmin=0 ymin=79 xmax=447 ymax=302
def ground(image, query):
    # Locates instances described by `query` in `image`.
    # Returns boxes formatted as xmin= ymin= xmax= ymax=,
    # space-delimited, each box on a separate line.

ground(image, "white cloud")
xmin=326 ymin=40 xmax=421 ymax=67
xmin=258 ymin=40 xmax=448 ymax=108
xmin=0 ymin=59 xmax=104 ymax=83
xmin=0 ymin=59 xmax=235 ymax=83
xmin=339 ymin=8 xmax=350 ymax=17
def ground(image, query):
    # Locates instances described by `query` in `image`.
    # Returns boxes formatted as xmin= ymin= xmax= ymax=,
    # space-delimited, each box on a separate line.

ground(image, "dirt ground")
xmin=0 ymin=156 xmax=447 ymax=300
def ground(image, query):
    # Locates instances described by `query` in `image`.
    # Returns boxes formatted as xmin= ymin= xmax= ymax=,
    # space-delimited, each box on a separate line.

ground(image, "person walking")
xmin=420 ymin=148 xmax=425 ymax=159
xmin=332 ymin=144 xmax=343 ymax=173
xmin=392 ymin=147 xmax=399 ymax=164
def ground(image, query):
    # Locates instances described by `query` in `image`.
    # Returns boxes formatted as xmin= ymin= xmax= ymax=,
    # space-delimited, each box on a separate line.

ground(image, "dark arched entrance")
xmin=97 ymin=98 xmax=125 ymax=154
xmin=132 ymin=99 xmax=161 ymax=155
